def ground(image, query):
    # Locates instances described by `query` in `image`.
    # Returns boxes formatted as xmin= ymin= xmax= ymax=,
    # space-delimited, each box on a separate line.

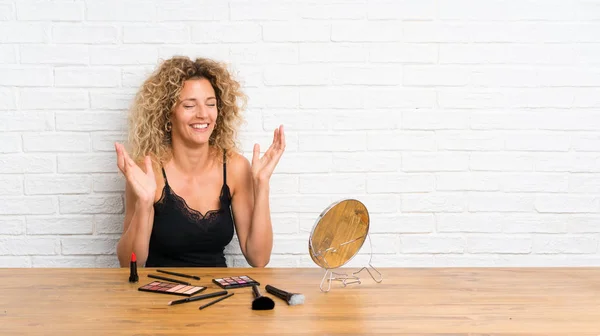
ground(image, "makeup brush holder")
xmin=307 ymin=199 xmax=383 ymax=293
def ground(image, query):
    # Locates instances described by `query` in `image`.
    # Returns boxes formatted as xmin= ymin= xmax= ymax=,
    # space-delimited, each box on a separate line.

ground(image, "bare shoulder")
xmin=225 ymin=151 xmax=252 ymax=194
xmin=226 ymin=150 xmax=251 ymax=178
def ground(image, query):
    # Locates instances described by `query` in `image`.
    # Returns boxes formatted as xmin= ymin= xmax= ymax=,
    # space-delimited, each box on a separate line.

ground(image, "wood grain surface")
xmin=1 ymin=267 xmax=600 ymax=335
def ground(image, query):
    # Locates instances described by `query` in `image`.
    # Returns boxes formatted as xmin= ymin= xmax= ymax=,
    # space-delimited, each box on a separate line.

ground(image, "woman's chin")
xmin=190 ymin=137 xmax=210 ymax=146
xmin=174 ymin=134 xmax=211 ymax=147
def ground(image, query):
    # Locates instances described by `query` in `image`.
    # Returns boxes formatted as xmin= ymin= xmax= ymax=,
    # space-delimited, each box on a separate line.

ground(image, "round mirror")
xmin=308 ymin=199 xmax=370 ymax=269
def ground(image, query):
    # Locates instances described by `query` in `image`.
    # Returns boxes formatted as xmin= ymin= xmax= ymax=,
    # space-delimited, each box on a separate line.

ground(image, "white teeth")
xmin=191 ymin=124 xmax=208 ymax=129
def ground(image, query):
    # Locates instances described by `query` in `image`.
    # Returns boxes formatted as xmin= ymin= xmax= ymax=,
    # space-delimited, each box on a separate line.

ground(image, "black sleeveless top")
xmin=145 ymin=153 xmax=235 ymax=267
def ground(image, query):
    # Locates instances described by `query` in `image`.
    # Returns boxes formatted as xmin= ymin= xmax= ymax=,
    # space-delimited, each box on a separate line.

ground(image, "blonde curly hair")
xmin=127 ymin=56 xmax=247 ymax=164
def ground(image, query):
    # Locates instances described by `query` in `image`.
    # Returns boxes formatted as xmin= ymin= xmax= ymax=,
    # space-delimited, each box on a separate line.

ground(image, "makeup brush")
xmin=265 ymin=285 xmax=304 ymax=306
xmin=251 ymin=285 xmax=274 ymax=310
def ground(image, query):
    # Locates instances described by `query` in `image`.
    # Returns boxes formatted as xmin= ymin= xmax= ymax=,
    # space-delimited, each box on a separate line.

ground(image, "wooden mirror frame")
xmin=308 ymin=199 xmax=370 ymax=270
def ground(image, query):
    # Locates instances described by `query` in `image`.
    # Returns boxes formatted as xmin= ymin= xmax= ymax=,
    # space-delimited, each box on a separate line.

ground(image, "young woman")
xmin=115 ymin=56 xmax=285 ymax=268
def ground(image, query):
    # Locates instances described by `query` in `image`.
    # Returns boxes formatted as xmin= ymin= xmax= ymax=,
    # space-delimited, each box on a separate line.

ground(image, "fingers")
xmin=120 ymin=145 xmax=139 ymax=176
xmin=272 ymin=125 xmax=285 ymax=151
xmin=144 ymin=155 xmax=154 ymax=177
xmin=263 ymin=125 xmax=286 ymax=172
xmin=115 ymin=143 xmax=127 ymax=174
xmin=122 ymin=145 xmax=134 ymax=167
xmin=264 ymin=125 xmax=282 ymax=156
xmin=260 ymin=125 xmax=286 ymax=166
xmin=115 ymin=143 xmax=155 ymax=181
xmin=279 ymin=125 xmax=286 ymax=151
xmin=269 ymin=125 xmax=284 ymax=153
xmin=252 ymin=143 xmax=260 ymax=167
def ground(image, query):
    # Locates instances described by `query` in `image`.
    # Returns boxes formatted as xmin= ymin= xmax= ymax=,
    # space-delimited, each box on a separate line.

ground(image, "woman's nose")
xmin=195 ymin=105 xmax=208 ymax=118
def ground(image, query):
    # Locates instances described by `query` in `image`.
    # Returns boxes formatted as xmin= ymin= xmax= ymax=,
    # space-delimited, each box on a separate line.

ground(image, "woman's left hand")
xmin=251 ymin=124 xmax=286 ymax=184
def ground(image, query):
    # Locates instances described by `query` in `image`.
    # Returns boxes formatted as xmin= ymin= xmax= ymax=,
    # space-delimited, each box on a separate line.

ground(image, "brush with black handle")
xmin=265 ymin=285 xmax=305 ymax=306
xmin=251 ymin=285 xmax=274 ymax=310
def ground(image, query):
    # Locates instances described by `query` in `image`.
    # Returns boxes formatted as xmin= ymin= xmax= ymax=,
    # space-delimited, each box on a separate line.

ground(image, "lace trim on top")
xmin=155 ymin=183 xmax=230 ymax=225
xmin=155 ymin=152 xmax=231 ymax=226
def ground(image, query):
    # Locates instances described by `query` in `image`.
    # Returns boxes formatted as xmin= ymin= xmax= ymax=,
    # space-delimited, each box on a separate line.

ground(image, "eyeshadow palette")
xmin=212 ymin=275 xmax=260 ymax=289
xmin=138 ymin=281 xmax=207 ymax=297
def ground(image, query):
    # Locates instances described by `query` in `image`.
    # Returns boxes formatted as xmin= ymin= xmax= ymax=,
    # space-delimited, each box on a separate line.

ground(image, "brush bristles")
xmin=288 ymin=294 xmax=305 ymax=306
xmin=252 ymin=296 xmax=275 ymax=310
xmin=265 ymin=284 xmax=305 ymax=306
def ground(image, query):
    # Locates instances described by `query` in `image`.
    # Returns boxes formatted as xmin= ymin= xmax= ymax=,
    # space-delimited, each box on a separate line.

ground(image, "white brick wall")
xmin=1 ymin=0 xmax=599 ymax=268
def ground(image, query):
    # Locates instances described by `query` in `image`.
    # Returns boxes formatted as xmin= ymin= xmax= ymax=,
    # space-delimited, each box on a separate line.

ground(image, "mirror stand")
xmin=313 ymin=232 xmax=383 ymax=293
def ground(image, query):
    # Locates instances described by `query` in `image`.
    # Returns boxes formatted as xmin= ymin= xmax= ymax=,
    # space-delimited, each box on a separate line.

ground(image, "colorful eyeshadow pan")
xmin=138 ymin=281 xmax=207 ymax=297
xmin=212 ymin=275 xmax=260 ymax=289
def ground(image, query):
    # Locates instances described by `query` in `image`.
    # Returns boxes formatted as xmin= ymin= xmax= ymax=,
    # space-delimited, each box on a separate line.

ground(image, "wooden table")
xmin=1 ymin=267 xmax=600 ymax=335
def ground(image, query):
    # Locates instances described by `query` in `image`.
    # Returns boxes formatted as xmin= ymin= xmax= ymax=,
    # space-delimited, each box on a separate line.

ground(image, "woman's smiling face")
xmin=170 ymin=77 xmax=218 ymax=147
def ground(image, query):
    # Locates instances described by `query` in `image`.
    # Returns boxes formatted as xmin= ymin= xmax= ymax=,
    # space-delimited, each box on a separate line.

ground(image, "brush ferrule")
xmin=265 ymin=285 xmax=292 ymax=302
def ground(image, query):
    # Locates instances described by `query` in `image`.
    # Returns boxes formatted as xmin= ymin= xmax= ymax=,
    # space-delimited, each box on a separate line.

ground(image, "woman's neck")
xmin=169 ymin=139 xmax=215 ymax=177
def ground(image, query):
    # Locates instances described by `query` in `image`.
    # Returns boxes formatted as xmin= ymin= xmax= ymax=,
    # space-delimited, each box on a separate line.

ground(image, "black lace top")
xmin=145 ymin=153 xmax=235 ymax=267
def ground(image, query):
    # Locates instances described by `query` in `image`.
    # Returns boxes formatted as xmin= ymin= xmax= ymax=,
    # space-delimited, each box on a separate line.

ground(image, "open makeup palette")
xmin=138 ymin=281 xmax=207 ymax=297
xmin=212 ymin=275 xmax=260 ymax=289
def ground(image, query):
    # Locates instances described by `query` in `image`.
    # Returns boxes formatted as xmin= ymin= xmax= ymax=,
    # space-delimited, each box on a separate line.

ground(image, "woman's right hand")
xmin=115 ymin=142 xmax=156 ymax=206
